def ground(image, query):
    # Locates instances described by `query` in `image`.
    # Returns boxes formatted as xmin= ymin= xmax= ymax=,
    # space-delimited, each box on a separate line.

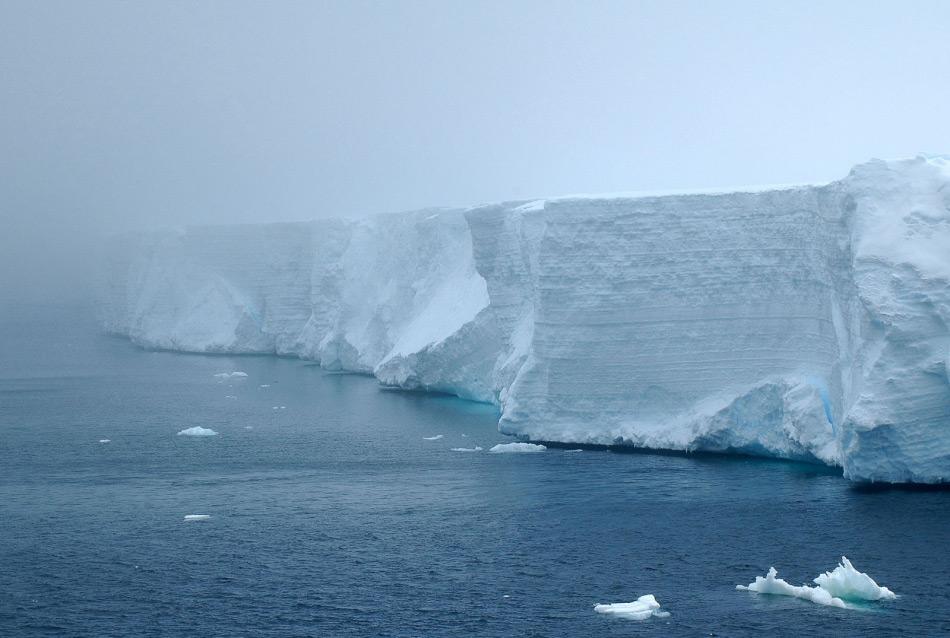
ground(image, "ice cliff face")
xmin=99 ymin=157 xmax=950 ymax=483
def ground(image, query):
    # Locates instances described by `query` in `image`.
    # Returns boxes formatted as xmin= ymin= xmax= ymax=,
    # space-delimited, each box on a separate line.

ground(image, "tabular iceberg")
xmin=99 ymin=157 xmax=950 ymax=483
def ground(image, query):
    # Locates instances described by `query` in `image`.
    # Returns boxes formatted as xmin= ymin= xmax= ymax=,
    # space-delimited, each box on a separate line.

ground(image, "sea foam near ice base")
xmin=594 ymin=594 xmax=670 ymax=620
xmin=489 ymin=442 xmax=546 ymax=453
xmin=177 ymin=426 xmax=218 ymax=437
xmin=737 ymin=556 xmax=895 ymax=608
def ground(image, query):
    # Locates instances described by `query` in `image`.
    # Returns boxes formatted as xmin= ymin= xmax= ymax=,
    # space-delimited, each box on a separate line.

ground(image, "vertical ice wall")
xmin=100 ymin=157 xmax=950 ymax=483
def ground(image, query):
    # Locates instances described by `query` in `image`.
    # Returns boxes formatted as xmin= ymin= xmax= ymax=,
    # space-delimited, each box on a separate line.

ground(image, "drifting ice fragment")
xmin=183 ymin=514 xmax=211 ymax=521
xmin=177 ymin=426 xmax=218 ymax=437
xmin=736 ymin=567 xmax=846 ymax=608
xmin=737 ymin=557 xmax=895 ymax=608
xmin=489 ymin=442 xmax=546 ymax=453
xmin=812 ymin=557 xmax=897 ymax=601
xmin=451 ymin=446 xmax=483 ymax=452
xmin=594 ymin=594 xmax=670 ymax=620
xmin=213 ymin=371 xmax=247 ymax=380
xmin=98 ymin=439 xmax=111 ymax=444
xmin=422 ymin=435 xmax=443 ymax=441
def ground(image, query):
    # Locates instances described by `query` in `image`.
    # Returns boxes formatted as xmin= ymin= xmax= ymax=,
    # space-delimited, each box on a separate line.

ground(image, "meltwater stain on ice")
xmin=183 ymin=514 xmax=211 ymax=522
xmin=177 ymin=426 xmax=218 ymax=437
xmin=422 ymin=435 xmax=443 ymax=441
xmin=737 ymin=556 xmax=896 ymax=609
xmin=489 ymin=442 xmax=546 ymax=453
xmin=594 ymin=594 xmax=670 ymax=620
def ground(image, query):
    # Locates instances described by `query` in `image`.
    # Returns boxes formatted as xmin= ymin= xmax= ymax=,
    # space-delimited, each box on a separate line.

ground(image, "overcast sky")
xmin=3 ymin=0 xmax=950 ymax=301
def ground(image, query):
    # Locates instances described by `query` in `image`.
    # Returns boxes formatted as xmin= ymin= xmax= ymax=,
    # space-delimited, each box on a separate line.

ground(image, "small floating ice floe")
xmin=451 ymin=446 xmax=483 ymax=452
xmin=224 ymin=395 xmax=237 ymax=399
xmin=489 ymin=442 xmax=547 ymax=453
xmin=422 ymin=435 xmax=444 ymax=441
xmin=183 ymin=514 xmax=211 ymax=521
xmin=259 ymin=384 xmax=270 ymax=388
xmin=213 ymin=371 xmax=247 ymax=380
xmin=98 ymin=439 xmax=111 ymax=444
xmin=736 ymin=556 xmax=895 ymax=609
xmin=177 ymin=426 xmax=218 ymax=437
xmin=594 ymin=594 xmax=670 ymax=620
xmin=244 ymin=425 xmax=253 ymax=430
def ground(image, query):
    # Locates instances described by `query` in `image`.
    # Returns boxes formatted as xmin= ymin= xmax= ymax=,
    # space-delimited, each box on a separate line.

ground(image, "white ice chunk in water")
xmin=812 ymin=557 xmax=897 ymax=601
xmin=214 ymin=371 xmax=247 ymax=380
xmin=177 ymin=426 xmax=218 ymax=437
xmin=98 ymin=439 xmax=111 ymax=444
xmin=737 ymin=557 xmax=895 ymax=608
xmin=422 ymin=435 xmax=444 ymax=440
xmin=594 ymin=594 xmax=670 ymax=620
xmin=224 ymin=395 xmax=237 ymax=399
xmin=451 ymin=446 xmax=483 ymax=452
xmin=183 ymin=514 xmax=211 ymax=521
xmin=259 ymin=384 xmax=270 ymax=388
xmin=736 ymin=567 xmax=846 ymax=608
xmin=489 ymin=442 xmax=547 ymax=453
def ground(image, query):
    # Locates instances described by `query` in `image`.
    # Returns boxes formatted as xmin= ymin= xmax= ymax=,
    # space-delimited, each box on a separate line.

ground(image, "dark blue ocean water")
xmin=1 ymin=304 xmax=948 ymax=637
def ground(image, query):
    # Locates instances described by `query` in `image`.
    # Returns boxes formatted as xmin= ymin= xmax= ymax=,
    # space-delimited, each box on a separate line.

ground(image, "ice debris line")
xmin=99 ymin=156 xmax=950 ymax=484
xmin=737 ymin=557 xmax=896 ymax=609
xmin=594 ymin=595 xmax=670 ymax=621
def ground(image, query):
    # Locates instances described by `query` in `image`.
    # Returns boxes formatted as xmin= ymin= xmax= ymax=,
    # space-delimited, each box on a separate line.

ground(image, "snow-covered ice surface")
xmin=100 ymin=157 xmax=950 ymax=483
xmin=594 ymin=594 xmax=670 ymax=620
xmin=737 ymin=557 xmax=896 ymax=609
xmin=489 ymin=442 xmax=546 ymax=454
xmin=177 ymin=426 xmax=218 ymax=437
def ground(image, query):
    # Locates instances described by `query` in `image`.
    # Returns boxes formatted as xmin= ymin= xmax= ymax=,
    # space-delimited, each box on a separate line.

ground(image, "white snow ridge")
xmin=100 ymin=156 xmax=950 ymax=484
xmin=488 ymin=442 xmax=546 ymax=454
xmin=594 ymin=594 xmax=670 ymax=620
xmin=737 ymin=556 xmax=895 ymax=609
xmin=177 ymin=426 xmax=218 ymax=437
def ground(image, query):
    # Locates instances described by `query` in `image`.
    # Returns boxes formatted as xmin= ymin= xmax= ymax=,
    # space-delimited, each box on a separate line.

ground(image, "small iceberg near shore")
xmin=177 ymin=426 xmax=218 ymax=437
xmin=183 ymin=514 xmax=211 ymax=521
xmin=594 ymin=594 xmax=670 ymax=620
xmin=489 ymin=442 xmax=546 ymax=453
xmin=737 ymin=556 xmax=895 ymax=608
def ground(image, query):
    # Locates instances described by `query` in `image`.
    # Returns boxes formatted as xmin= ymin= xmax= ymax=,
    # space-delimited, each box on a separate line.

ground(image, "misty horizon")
xmin=4 ymin=0 xmax=950 ymax=302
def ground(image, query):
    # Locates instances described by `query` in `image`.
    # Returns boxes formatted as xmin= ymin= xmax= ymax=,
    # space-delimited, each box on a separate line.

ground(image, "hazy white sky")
xmin=3 ymin=0 xmax=950 ymax=300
